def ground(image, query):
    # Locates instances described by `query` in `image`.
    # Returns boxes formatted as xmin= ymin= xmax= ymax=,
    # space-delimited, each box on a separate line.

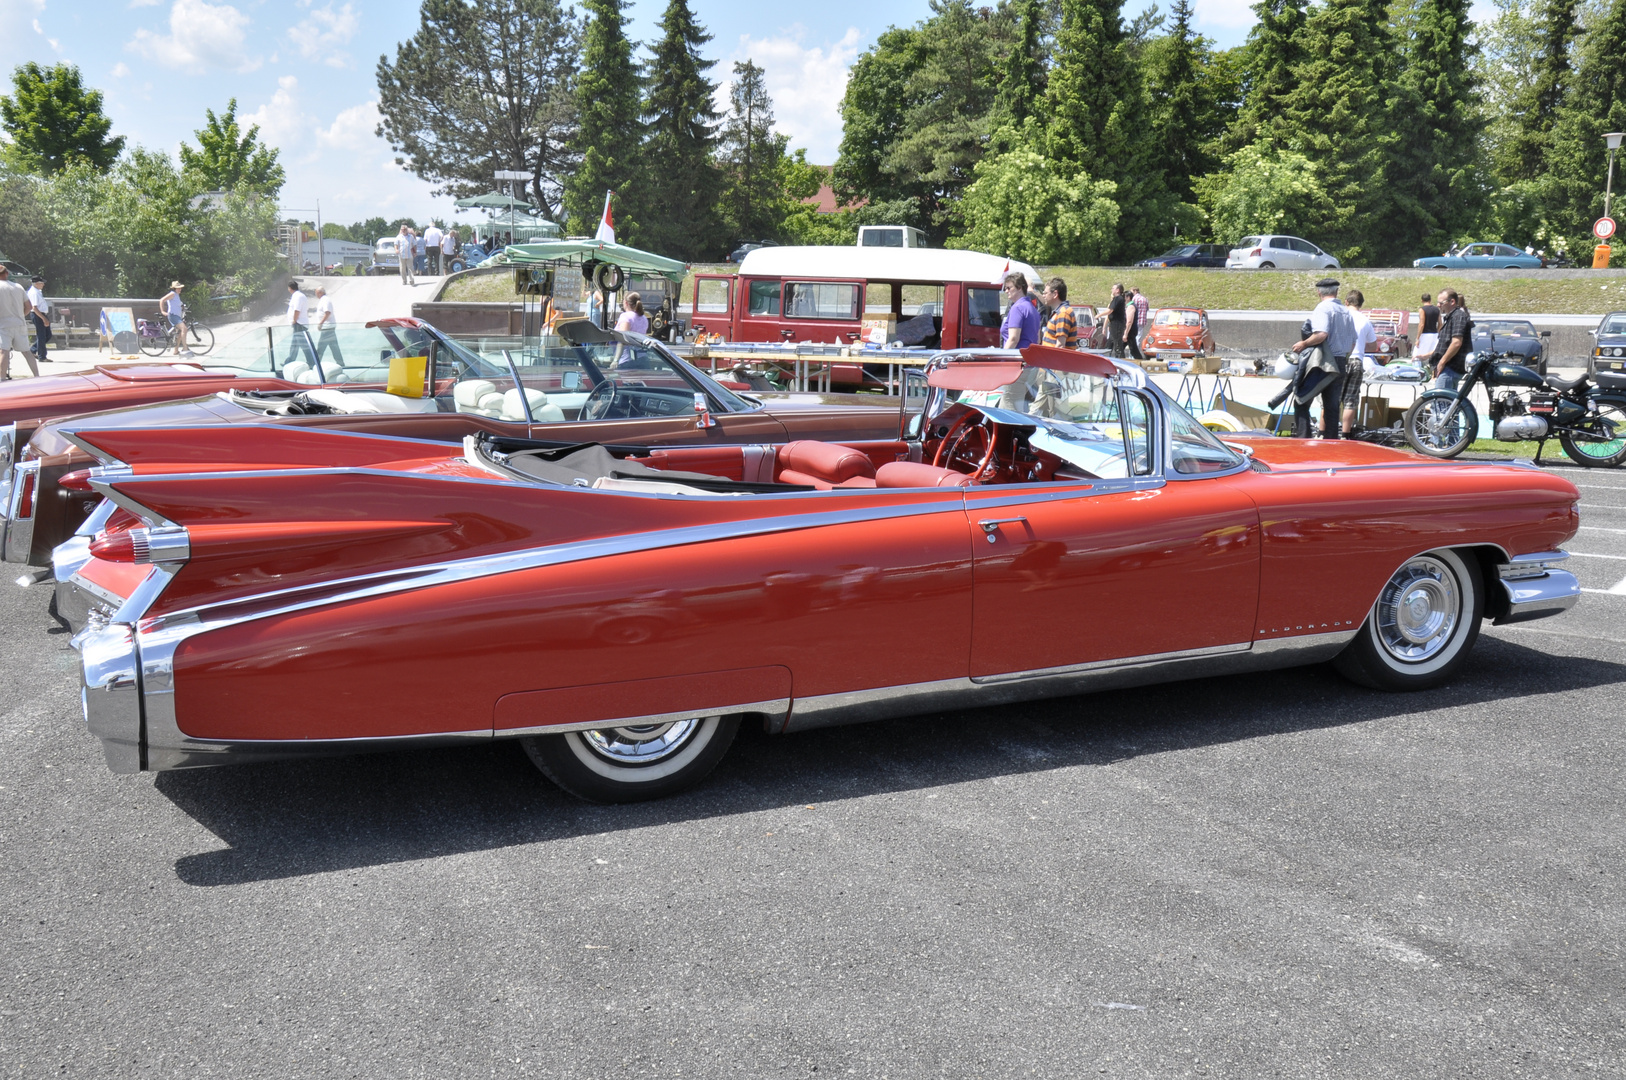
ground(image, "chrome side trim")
xmin=498 ymin=698 xmax=790 ymax=739
xmin=1494 ymin=569 xmax=1580 ymax=625
xmin=971 ymin=641 xmax=1251 ymax=685
xmin=1499 ymin=550 xmax=1569 ymax=581
xmin=52 ymin=535 xmax=92 ymax=583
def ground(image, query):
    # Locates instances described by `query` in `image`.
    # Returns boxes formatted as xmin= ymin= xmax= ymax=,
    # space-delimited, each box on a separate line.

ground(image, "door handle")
xmin=977 ymin=517 xmax=1027 ymax=543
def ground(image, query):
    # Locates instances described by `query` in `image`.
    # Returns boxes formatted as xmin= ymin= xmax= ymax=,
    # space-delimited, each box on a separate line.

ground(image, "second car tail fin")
xmin=62 ymin=424 xmax=453 ymax=472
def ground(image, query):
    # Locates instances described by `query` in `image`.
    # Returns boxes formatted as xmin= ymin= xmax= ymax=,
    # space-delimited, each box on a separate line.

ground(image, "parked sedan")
xmin=369 ymin=237 xmax=401 ymax=275
xmin=1 ymin=319 xmax=905 ymax=567
xmin=1136 ymin=244 xmax=1229 ymax=269
xmin=1227 ymin=235 xmax=1340 ymax=270
xmin=1473 ymin=319 xmax=1549 ymax=374
xmin=1412 ymin=243 xmax=1546 ymax=270
xmin=60 ymin=345 xmax=1578 ymax=801
xmin=1592 ymin=311 xmax=1626 ymax=376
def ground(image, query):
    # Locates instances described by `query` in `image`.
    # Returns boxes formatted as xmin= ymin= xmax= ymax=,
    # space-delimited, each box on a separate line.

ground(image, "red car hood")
xmin=31 ymin=394 xmax=255 ymax=456
xmin=0 ymin=363 xmax=232 ymax=424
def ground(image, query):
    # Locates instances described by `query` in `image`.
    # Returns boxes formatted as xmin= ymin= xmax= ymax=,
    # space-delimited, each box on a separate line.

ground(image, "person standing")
xmin=397 ymin=226 xmax=415 ymax=286
xmin=414 ymin=231 xmax=428 ymax=275
xmin=158 ymin=281 xmax=189 ymax=356
xmin=1418 ymin=288 xmax=1471 ymax=390
xmin=1000 ymin=272 xmax=1041 ymax=349
xmin=1417 ymin=294 xmax=1440 ymax=359
xmin=423 ymin=222 xmax=443 ymax=275
xmin=1126 ymin=285 xmax=1149 ymax=360
xmin=312 ymin=285 xmax=344 ymax=370
xmin=285 ymin=280 xmax=317 ymax=368
xmin=1289 ymin=278 xmax=1356 ymax=438
xmin=1342 ymin=288 xmax=1377 ymax=436
xmin=0 ymin=264 xmax=37 ymax=380
xmin=26 ymin=275 xmax=51 ymax=364
xmin=442 ymin=227 xmax=458 ymax=272
xmin=1106 ymin=284 xmax=1127 ymax=357
xmin=1040 ymin=278 xmax=1079 ymax=349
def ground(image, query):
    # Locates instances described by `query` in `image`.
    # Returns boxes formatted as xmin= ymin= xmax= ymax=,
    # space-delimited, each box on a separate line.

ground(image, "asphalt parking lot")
xmin=2 ymin=461 xmax=1624 ymax=1078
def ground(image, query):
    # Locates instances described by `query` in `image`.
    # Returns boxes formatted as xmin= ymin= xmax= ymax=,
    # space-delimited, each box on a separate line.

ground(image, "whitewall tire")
xmin=520 ymin=714 xmax=741 ymax=803
xmin=1334 ymin=549 xmax=1484 ymax=690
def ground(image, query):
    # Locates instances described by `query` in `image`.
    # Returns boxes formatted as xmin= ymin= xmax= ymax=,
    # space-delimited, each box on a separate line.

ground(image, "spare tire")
xmin=1197 ymin=409 xmax=1246 ymax=432
xmin=593 ymin=263 xmax=625 ymax=293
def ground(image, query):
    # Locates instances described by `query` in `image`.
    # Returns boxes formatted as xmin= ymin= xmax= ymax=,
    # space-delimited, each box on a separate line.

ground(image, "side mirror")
xmin=1540 ymin=331 xmax=1551 ymax=338
xmin=561 ymin=370 xmax=582 ymax=391
xmin=693 ymin=392 xmax=716 ymax=429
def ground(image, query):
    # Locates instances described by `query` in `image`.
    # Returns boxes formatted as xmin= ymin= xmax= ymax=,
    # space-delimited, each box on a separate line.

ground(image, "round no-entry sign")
xmin=1597 ymin=217 xmax=1618 ymax=240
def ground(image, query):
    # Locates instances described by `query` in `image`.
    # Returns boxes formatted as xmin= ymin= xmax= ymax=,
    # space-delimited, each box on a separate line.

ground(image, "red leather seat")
xmin=776 ymin=441 xmax=877 ymax=489
xmin=874 ymin=462 xmax=975 ymax=488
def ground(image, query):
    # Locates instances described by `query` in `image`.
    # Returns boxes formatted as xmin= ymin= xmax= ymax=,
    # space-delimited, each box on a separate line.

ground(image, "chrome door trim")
xmin=498 ymin=698 xmax=791 ymax=739
xmin=970 ymin=641 xmax=1252 ymax=685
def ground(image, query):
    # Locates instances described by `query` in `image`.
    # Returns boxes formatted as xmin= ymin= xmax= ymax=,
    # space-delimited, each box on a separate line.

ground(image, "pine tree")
xmin=1276 ymin=0 xmax=1396 ymax=262
xmin=718 ymin=60 xmax=788 ymax=244
xmin=1046 ymin=0 xmax=1173 ymax=260
xmin=1543 ymin=0 xmax=1626 ymax=254
xmin=1144 ymin=0 xmax=1218 ymax=203
xmin=994 ymin=0 xmax=1045 ymax=130
xmin=1384 ymin=0 xmax=1484 ymax=257
xmin=1227 ymin=0 xmax=1307 ymax=152
xmin=564 ymin=0 xmax=641 ymax=235
xmin=1502 ymin=0 xmax=1579 ymax=183
xmin=634 ymin=0 xmax=724 ymax=260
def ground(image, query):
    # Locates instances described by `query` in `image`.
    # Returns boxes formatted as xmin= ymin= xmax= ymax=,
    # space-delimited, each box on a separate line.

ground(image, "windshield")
xmin=1159 ymin=246 xmax=1199 ymax=258
xmin=936 ymin=365 xmax=1118 ymax=424
xmin=1599 ymin=314 xmax=1626 ymax=336
xmin=1479 ymin=321 xmax=1535 ymax=337
xmin=1236 ymin=236 xmax=1261 ymax=249
xmin=1154 ymin=309 xmax=1202 ymax=327
xmin=203 ymin=323 xmax=499 ymax=384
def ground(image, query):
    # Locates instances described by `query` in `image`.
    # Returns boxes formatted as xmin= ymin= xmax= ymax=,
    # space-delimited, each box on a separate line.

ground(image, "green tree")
xmin=377 ymin=0 xmax=581 ymax=221
xmin=949 ymin=145 xmax=1121 ymax=263
xmin=1143 ymin=0 xmax=1227 ymax=204
xmin=633 ymin=0 xmax=724 ymax=259
xmin=0 ymin=62 xmax=124 ymax=174
xmin=717 ymin=60 xmax=789 ymax=243
xmin=1195 ymin=141 xmax=1327 ymax=242
xmin=994 ymin=0 xmax=1045 ymax=130
xmin=832 ymin=26 xmax=929 ymax=214
xmin=1227 ymin=0 xmax=1306 ymax=152
xmin=565 ymin=0 xmax=641 ymax=234
xmin=1046 ymin=0 xmax=1175 ymax=259
xmin=1500 ymin=0 xmax=1579 ymax=183
xmin=178 ymin=99 xmax=285 ymax=195
xmin=1384 ymin=0 xmax=1484 ymax=258
xmin=350 ymin=216 xmax=391 ymax=242
xmin=1543 ymin=0 xmax=1626 ymax=254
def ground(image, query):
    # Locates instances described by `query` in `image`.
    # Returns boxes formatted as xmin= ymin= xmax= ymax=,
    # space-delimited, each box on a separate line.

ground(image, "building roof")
xmin=735 ymin=245 xmax=1040 ymax=286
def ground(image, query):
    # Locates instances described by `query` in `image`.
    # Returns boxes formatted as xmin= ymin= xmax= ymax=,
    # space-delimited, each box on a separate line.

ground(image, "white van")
xmin=857 ymin=225 xmax=926 ymax=249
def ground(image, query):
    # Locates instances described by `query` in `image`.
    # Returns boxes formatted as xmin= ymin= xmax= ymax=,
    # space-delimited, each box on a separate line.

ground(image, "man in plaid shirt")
xmin=1041 ymin=278 xmax=1079 ymax=348
xmin=1128 ymin=286 xmax=1150 ymax=360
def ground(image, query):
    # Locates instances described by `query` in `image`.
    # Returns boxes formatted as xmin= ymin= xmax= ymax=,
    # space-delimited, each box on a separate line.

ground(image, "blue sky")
xmin=2 ymin=0 xmax=1330 ymax=231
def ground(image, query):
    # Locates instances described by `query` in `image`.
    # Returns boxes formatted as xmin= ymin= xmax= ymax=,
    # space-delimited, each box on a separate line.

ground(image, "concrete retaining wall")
xmin=1207 ymin=309 xmax=1606 ymax=364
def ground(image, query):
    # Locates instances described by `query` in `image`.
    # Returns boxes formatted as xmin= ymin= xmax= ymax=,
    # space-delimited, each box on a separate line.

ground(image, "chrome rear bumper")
xmin=1494 ymin=551 xmax=1580 ymax=625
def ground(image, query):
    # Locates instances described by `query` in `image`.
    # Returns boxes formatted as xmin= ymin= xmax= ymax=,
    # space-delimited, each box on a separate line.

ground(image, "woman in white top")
xmin=159 ymin=281 xmax=187 ymax=355
xmin=612 ymin=292 xmax=648 ymax=366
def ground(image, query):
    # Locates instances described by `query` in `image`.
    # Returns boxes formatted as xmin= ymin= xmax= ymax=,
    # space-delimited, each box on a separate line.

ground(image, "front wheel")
xmin=1404 ymin=391 xmax=1478 ymax=458
xmin=1257 ymin=262 xmax=1275 ymax=270
xmin=1560 ymin=402 xmax=1626 ymax=467
xmin=186 ymin=323 xmax=214 ymax=354
xmin=140 ymin=330 xmax=168 ymax=356
xmin=1334 ymin=548 xmax=1484 ymax=690
xmin=520 ymin=715 xmax=741 ymax=802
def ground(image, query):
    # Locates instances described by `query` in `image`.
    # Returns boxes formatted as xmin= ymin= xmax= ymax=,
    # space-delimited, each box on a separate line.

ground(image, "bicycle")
xmin=139 ymin=304 xmax=215 ymax=356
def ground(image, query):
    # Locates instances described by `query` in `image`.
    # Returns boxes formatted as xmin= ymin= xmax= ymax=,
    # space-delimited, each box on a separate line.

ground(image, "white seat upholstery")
xmin=302 ymin=389 xmax=440 ymax=414
xmin=297 ymin=369 xmax=322 ymax=384
xmin=282 ymin=360 xmax=310 ymax=382
xmin=476 ymin=392 xmax=507 ymax=417
xmin=325 ymin=369 xmax=351 ymax=383
xmin=453 ymin=380 xmax=499 ymax=414
xmin=501 ymin=388 xmax=562 ymax=422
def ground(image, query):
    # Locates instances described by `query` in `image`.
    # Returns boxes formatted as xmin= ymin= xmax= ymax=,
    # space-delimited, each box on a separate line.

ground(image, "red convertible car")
xmin=63 ymin=346 xmax=1579 ymax=801
xmin=2 ymin=319 xmax=904 ymax=567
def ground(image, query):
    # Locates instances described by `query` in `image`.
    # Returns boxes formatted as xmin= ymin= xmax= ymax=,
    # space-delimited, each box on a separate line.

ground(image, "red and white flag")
xmin=595 ymin=190 xmax=616 ymax=244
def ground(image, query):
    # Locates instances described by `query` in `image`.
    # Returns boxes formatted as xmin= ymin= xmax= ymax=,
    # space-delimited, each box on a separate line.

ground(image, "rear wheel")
xmin=1403 ymin=391 xmax=1477 ymax=458
xmin=186 ymin=323 xmax=214 ymax=354
xmin=520 ymin=714 xmax=741 ymax=803
xmin=1257 ymin=262 xmax=1275 ymax=269
xmin=1559 ymin=402 xmax=1626 ymax=467
xmin=1334 ymin=548 xmax=1483 ymax=690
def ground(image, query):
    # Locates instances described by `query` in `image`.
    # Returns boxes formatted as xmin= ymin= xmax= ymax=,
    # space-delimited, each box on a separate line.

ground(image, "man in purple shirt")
xmin=1001 ymin=272 xmax=1040 ymax=348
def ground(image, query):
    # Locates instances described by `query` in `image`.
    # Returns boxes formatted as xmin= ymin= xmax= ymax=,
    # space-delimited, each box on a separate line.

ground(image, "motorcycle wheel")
xmin=1559 ymin=402 xmax=1626 ymax=467
xmin=1403 ymin=391 xmax=1477 ymax=458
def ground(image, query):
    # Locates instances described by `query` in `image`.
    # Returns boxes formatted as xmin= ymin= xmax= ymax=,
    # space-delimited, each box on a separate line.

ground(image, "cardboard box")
xmin=1360 ymin=396 xmax=1401 ymax=429
xmin=860 ymin=314 xmax=897 ymax=345
xmin=1188 ymin=355 xmax=1224 ymax=374
xmin=1218 ymin=399 xmax=1274 ymax=429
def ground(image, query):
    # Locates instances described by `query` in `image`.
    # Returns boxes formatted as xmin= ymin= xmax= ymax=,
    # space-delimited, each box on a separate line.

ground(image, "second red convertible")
xmin=62 ymin=347 xmax=1580 ymax=801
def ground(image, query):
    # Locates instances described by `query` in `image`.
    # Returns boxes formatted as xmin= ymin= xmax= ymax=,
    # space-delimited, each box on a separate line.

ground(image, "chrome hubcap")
xmin=580 ymin=719 xmax=701 ymax=767
xmin=1375 ymin=557 xmax=1460 ymax=662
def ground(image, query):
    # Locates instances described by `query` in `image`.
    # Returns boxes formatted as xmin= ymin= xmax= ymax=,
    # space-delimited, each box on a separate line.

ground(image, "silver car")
xmin=1227 ymin=235 xmax=1341 ymax=271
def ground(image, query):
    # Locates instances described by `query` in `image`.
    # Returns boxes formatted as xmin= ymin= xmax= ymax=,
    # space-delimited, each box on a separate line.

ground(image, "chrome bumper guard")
xmin=3 ymin=458 xmax=39 ymax=564
xmin=78 ymin=623 xmax=143 ymax=774
xmin=0 ymin=423 xmax=13 ymax=555
xmin=1494 ymin=551 xmax=1580 ymax=625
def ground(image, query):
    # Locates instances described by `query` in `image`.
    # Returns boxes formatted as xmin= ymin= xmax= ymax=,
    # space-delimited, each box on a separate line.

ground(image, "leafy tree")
xmin=564 ymin=0 xmax=641 ymax=234
xmin=1500 ymin=0 xmax=1580 ymax=183
xmin=320 ymin=222 xmax=353 ymax=241
xmin=1195 ymin=141 xmax=1326 ymax=242
xmin=1046 ymin=0 xmax=1175 ymax=259
xmin=994 ymin=0 xmax=1045 ymax=130
xmin=1543 ymin=0 xmax=1626 ymax=254
xmin=633 ymin=0 xmax=724 ymax=260
xmin=717 ymin=61 xmax=788 ymax=243
xmin=949 ymin=145 xmax=1121 ymax=264
xmin=1226 ymin=0 xmax=1306 ymax=152
xmin=178 ymin=99 xmax=285 ymax=195
xmin=1383 ymin=0 xmax=1484 ymax=258
xmin=832 ymin=26 xmax=929 ymax=213
xmin=1143 ymin=0 xmax=1227 ymax=204
xmin=350 ymin=216 xmax=391 ymax=242
xmin=377 ymin=0 xmax=581 ymax=221
xmin=0 ymin=62 xmax=124 ymax=174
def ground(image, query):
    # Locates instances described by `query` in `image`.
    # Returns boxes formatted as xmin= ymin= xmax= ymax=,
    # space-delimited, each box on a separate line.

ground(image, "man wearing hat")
xmin=25 ymin=275 xmax=51 ymax=363
xmin=158 ymin=281 xmax=190 ymax=356
xmin=1287 ymin=278 xmax=1356 ymax=438
xmin=0 ymin=264 xmax=37 ymax=379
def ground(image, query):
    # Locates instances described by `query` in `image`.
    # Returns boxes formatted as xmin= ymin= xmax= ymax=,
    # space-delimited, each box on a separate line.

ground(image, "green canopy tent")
xmin=502 ymin=239 xmax=690 ymax=339
xmin=453 ymin=192 xmax=534 ymax=211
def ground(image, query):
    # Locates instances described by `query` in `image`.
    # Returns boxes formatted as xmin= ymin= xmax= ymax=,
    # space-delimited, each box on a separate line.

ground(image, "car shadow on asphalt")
xmin=160 ymin=633 xmax=1626 ymax=887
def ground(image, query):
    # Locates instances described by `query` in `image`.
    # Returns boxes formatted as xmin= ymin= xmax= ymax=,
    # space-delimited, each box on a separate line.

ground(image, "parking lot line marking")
xmin=1578 ymin=504 xmax=1626 ymax=510
xmin=1568 ymin=552 xmax=1626 ymax=559
xmin=1579 ymin=525 xmax=1626 ymax=534
xmin=1494 ymin=624 xmax=1626 ymax=645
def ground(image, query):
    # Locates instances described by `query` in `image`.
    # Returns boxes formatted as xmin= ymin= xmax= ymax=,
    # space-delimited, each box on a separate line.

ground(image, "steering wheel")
xmin=582 ymin=380 xmax=620 ymax=420
xmin=932 ymin=410 xmax=999 ymax=479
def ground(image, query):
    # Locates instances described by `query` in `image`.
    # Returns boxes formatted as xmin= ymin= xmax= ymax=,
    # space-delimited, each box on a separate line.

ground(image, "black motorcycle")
xmin=1403 ymin=341 xmax=1626 ymax=466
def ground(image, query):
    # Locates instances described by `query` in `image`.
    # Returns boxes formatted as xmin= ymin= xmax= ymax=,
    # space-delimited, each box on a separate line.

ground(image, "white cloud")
xmin=111 ymin=62 xmax=130 ymax=77
xmin=288 ymin=2 xmax=359 ymax=69
xmin=1191 ymin=0 xmax=1258 ymax=32
xmin=721 ymin=26 xmax=862 ymax=165
xmin=128 ymin=0 xmax=261 ymax=74
xmin=242 ymin=75 xmax=311 ymax=154
xmin=129 ymin=0 xmax=163 ymax=8
xmin=316 ymin=100 xmax=380 ymax=150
